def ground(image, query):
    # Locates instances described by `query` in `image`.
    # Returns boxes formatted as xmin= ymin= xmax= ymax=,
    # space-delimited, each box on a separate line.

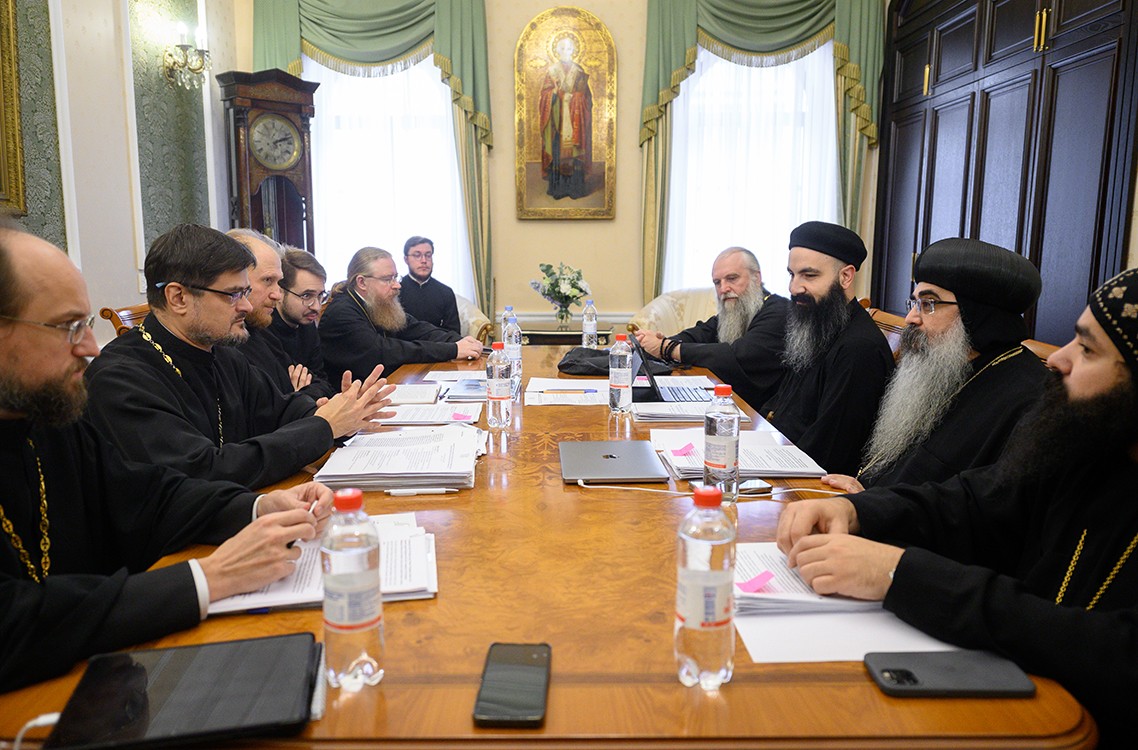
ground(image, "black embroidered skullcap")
xmin=914 ymin=238 xmax=1041 ymax=313
xmin=788 ymin=221 xmax=867 ymax=270
xmin=1090 ymin=267 xmax=1138 ymax=381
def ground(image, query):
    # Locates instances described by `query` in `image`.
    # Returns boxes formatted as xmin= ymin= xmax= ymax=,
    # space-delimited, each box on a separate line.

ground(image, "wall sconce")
xmin=163 ymin=23 xmax=211 ymax=89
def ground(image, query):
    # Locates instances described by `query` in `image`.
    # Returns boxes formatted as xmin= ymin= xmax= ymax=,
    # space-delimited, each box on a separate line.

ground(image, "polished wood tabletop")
xmin=0 ymin=347 xmax=1096 ymax=748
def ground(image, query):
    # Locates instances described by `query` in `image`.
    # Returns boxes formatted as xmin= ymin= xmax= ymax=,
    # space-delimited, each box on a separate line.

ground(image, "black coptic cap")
xmin=914 ymin=238 xmax=1041 ymax=314
xmin=788 ymin=221 xmax=867 ymax=269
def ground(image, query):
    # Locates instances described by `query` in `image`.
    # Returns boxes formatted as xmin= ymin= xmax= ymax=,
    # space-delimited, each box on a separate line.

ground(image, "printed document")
xmin=650 ymin=428 xmax=823 ymax=478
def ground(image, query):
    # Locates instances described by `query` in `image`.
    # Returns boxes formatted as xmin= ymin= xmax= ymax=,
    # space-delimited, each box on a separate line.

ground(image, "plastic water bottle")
xmin=499 ymin=305 xmax=514 ymax=343
xmin=486 ymin=341 xmax=512 ymax=428
xmin=674 ymin=485 xmax=735 ymax=691
xmin=703 ymin=384 xmax=740 ymax=502
xmin=581 ymin=299 xmax=599 ymax=348
xmin=609 ymin=333 xmax=632 ymax=414
xmin=504 ymin=316 xmax=523 ymax=393
xmin=322 ymin=488 xmax=384 ymax=691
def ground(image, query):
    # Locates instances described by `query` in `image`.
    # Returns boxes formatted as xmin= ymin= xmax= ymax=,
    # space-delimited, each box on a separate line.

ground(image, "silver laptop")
xmin=559 ymin=440 xmax=670 ymax=483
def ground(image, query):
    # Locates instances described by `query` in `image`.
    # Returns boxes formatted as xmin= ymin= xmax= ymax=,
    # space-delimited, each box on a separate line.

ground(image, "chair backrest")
xmin=455 ymin=293 xmax=493 ymax=345
xmin=868 ymin=307 xmax=905 ymax=361
xmin=627 ymin=287 xmax=718 ymax=335
xmin=1022 ymin=338 xmax=1058 ymax=364
xmin=99 ymin=302 xmax=150 ymax=337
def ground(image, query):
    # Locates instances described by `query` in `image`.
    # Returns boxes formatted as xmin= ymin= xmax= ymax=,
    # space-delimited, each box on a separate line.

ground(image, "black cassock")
xmin=0 ymin=418 xmax=255 ymax=691
xmin=241 ymin=323 xmax=336 ymax=401
xmin=398 ymin=275 xmax=462 ymax=336
xmin=320 ymin=288 xmax=462 ymax=383
xmin=862 ymin=344 xmax=1049 ymax=488
xmin=269 ymin=309 xmax=331 ymax=382
xmin=853 ymin=458 xmax=1138 ymax=745
xmin=761 ymin=301 xmax=894 ymax=474
xmin=85 ymin=315 xmax=333 ymax=488
xmin=669 ymin=293 xmax=789 ymax=411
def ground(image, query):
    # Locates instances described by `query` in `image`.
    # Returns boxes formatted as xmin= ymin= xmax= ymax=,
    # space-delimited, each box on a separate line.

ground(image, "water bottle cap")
xmin=714 ymin=384 xmax=733 ymax=397
xmin=615 ymin=333 xmax=627 ymax=341
xmin=505 ymin=305 xmax=513 ymax=311
xmin=492 ymin=341 xmax=504 ymax=349
xmin=333 ymin=488 xmax=364 ymax=511
xmin=692 ymin=486 xmax=723 ymax=507
xmin=586 ymin=299 xmax=593 ymax=304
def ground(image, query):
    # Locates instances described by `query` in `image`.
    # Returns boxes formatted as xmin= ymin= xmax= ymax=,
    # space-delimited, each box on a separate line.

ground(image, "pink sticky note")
xmin=671 ymin=442 xmax=696 ymax=457
xmin=452 ymin=412 xmax=472 ymax=421
xmin=736 ymin=571 xmax=775 ymax=593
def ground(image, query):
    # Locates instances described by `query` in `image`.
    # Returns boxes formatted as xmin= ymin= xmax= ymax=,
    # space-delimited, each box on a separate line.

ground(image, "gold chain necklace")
xmin=0 ymin=438 xmax=50 ymax=582
xmin=858 ymin=346 xmax=1025 ymax=479
xmin=1056 ymin=528 xmax=1138 ymax=610
xmin=138 ymin=323 xmax=224 ymax=446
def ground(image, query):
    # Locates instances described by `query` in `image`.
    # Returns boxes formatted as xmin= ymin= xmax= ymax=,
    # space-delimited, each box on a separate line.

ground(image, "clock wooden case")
xmin=217 ymin=69 xmax=319 ymax=252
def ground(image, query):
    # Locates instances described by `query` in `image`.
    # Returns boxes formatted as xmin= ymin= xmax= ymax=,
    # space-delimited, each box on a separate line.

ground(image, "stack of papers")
xmin=209 ymin=513 xmax=439 ymax=614
xmin=632 ymin=402 xmax=754 ymax=422
xmin=650 ymin=428 xmax=825 ymax=479
xmin=425 ymin=369 xmax=485 ymax=381
xmin=372 ymin=403 xmax=482 ymax=425
xmin=314 ymin=426 xmax=478 ymax=490
xmin=387 ymin=383 xmax=441 ymax=405
xmin=734 ymin=543 xmax=879 ymax=614
xmin=524 ymin=377 xmax=608 ymax=405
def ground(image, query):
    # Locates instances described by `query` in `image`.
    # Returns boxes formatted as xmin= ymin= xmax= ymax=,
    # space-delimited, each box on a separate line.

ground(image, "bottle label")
xmin=324 ymin=573 xmax=383 ymax=631
xmin=487 ymin=377 xmax=512 ymax=400
xmin=675 ymin=569 xmax=734 ymax=629
xmin=506 ymin=343 xmax=522 ymax=360
xmin=704 ymin=435 xmax=738 ymax=471
xmin=583 ymin=320 xmax=597 ymax=334
xmin=609 ymin=366 xmax=632 ymax=388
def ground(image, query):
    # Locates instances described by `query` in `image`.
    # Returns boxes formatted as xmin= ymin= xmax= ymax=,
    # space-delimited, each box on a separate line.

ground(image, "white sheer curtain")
xmin=301 ymin=55 xmax=475 ymax=299
xmin=662 ymin=43 xmax=841 ymax=298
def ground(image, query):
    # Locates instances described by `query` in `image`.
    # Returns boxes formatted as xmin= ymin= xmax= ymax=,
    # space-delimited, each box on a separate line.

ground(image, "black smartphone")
xmin=864 ymin=650 xmax=1036 ymax=698
xmin=472 ymin=642 xmax=551 ymax=728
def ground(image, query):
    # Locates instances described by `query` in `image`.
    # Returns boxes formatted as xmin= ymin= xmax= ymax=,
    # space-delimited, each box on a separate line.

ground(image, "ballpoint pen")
xmin=385 ymin=488 xmax=459 ymax=496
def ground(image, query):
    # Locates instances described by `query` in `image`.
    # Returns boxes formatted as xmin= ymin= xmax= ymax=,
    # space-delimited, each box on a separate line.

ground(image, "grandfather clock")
xmin=217 ymin=70 xmax=319 ymax=251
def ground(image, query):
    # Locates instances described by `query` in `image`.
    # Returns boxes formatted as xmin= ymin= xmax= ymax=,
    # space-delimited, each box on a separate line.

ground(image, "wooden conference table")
xmin=0 ymin=347 xmax=1095 ymax=749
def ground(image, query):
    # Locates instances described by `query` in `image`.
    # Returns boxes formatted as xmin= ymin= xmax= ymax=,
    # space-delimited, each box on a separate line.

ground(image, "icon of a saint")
xmin=539 ymin=34 xmax=594 ymax=200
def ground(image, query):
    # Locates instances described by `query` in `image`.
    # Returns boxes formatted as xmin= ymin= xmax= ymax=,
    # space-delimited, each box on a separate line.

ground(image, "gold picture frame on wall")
xmin=515 ymin=6 xmax=615 ymax=220
xmin=0 ymin=0 xmax=25 ymax=215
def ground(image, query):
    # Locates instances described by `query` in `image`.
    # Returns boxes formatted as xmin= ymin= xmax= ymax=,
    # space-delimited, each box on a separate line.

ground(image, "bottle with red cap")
xmin=321 ymin=487 xmax=384 ymax=691
xmin=703 ymin=383 xmax=739 ymax=502
xmin=674 ymin=485 xmax=736 ymax=690
xmin=486 ymin=341 xmax=512 ymax=428
xmin=608 ymin=333 xmax=632 ymax=414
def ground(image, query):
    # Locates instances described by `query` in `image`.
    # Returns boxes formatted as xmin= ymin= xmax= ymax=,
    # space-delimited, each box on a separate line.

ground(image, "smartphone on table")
xmin=472 ymin=642 xmax=551 ymax=728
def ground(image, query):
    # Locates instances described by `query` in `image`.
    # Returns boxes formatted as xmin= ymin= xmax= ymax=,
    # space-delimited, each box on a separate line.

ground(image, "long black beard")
xmin=0 ymin=368 xmax=88 ymax=426
xmin=781 ymin=282 xmax=851 ymax=373
xmin=998 ymin=372 xmax=1138 ymax=485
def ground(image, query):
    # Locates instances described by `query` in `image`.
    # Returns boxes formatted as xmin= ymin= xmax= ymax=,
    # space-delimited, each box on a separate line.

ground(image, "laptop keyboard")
xmin=664 ymin=386 xmax=712 ymax=402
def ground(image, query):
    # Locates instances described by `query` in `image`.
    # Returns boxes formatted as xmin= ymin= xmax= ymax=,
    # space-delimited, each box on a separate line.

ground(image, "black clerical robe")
xmin=269 ymin=309 xmax=329 ymax=379
xmin=852 ymin=459 xmax=1138 ymax=744
xmin=863 ymin=344 xmax=1048 ymax=487
xmin=84 ymin=315 xmax=334 ymax=488
xmin=320 ymin=288 xmax=462 ymax=382
xmin=671 ymin=293 xmax=789 ymax=410
xmin=762 ymin=300 xmax=894 ymax=474
xmin=0 ymin=417 xmax=256 ymax=691
xmin=398 ymin=275 xmax=462 ymax=335
xmin=242 ymin=322 xmax=336 ymax=400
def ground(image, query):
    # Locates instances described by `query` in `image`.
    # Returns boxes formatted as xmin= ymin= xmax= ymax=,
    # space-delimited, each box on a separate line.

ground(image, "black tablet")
xmin=44 ymin=633 xmax=320 ymax=749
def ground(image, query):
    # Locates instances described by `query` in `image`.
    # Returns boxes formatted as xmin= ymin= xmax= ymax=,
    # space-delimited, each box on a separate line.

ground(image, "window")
xmin=302 ymin=55 xmax=474 ymax=298
xmin=662 ymin=43 xmax=841 ymax=297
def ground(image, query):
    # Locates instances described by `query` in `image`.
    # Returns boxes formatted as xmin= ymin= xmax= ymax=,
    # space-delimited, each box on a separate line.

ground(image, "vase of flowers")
xmin=530 ymin=262 xmax=591 ymax=330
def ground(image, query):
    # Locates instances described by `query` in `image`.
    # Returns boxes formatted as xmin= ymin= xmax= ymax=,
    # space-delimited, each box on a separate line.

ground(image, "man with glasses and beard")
xmin=227 ymin=229 xmax=335 ymax=400
xmin=776 ymin=267 xmax=1138 ymax=745
xmin=634 ymin=247 xmax=788 ymax=410
xmin=320 ymin=246 xmax=484 ymax=383
xmin=0 ymin=217 xmax=334 ymax=691
xmin=398 ymin=236 xmax=462 ymax=335
xmin=85 ymin=224 xmax=392 ymax=488
xmin=823 ymin=238 xmax=1048 ymax=492
xmin=269 ymin=246 xmax=335 ymax=394
xmin=761 ymin=221 xmax=894 ymax=474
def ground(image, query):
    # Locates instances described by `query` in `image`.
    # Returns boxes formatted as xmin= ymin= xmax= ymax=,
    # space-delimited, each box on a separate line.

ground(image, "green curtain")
xmin=639 ymin=0 xmax=882 ymax=298
xmin=253 ymin=0 xmax=493 ymax=307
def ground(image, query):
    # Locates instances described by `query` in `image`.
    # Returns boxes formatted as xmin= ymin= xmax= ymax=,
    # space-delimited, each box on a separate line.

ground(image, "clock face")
xmin=250 ymin=114 xmax=302 ymax=171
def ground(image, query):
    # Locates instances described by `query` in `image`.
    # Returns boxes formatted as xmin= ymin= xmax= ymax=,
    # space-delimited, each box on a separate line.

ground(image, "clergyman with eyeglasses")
xmin=821 ymin=238 xmax=1049 ymax=495
xmin=265 ymin=244 xmax=336 ymax=399
xmin=397 ymin=236 xmax=462 ymax=335
xmin=320 ymin=246 xmax=484 ymax=383
xmin=85 ymin=224 xmax=394 ymax=488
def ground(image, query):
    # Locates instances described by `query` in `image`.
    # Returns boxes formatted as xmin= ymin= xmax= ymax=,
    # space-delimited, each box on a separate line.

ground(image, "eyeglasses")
xmin=906 ymin=297 xmax=960 ymax=316
xmin=156 ymin=282 xmax=253 ymax=305
xmin=361 ymin=274 xmax=400 ymax=285
xmin=406 ymin=251 xmax=434 ymax=261
xmin=0 ymin=314 xmax=96 ymax=344
xmin=283 ymin=287 xmax=329 ymax=306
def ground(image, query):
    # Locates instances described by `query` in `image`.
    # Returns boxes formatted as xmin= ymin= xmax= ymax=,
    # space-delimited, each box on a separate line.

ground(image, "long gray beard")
xmin=716 ymin=285 xmax=763 ymax=344
xmin=367 ymin=294 xmax=408 ymax=332
xmin=861 ymin=319 xmax=973 ymax=479
xmin=781 ymin=283 xmax=850 ymax=373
